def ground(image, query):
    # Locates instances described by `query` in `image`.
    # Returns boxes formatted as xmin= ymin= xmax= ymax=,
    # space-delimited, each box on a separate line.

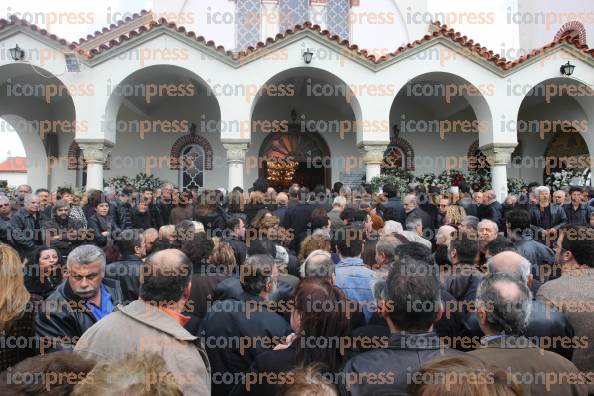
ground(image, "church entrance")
xmin=258 ymin=125 xmax=331 ymax=191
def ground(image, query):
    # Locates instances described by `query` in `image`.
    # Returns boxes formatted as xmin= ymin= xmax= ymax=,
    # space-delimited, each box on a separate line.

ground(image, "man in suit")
xmin=469 ymin=272 xmax=587 ymax=396
xmin=537 ymin=225 xmax=594 ymax=373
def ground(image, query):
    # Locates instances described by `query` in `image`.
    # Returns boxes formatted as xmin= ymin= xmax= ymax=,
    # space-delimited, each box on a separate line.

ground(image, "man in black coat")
xmin=36 ymin=245 xmax=123 ymax=351
xmin=223 ymin=217 xmax=247 ymax=267
xmin=530 ymin=186 xmax=567 ymax=243
xmin=478 ymin=189 xmax=504 ymax=229
xmin=42 ymin=200 xmax=81 ymax=262
xmin=377 ymin=183 xmax=405 ymax=225
xmin=200 ymin=255 xmax=291 ymax=396
xmin=10 ymin=194 xmax=43 ymax=256
xmin=104 ymin=229 xmax=146 ymax=304
xmin=340 ymin=258 xmax=464 ymax=395
xmin=457 ymin=182 xmax=479 ymax=217
xmin=465 ymin=251 xmax=575 ymax=360
xmin=403 ymin=194 xmax=433 ymax=236
xmin=506 ymin=208 xmax=555 ymax=281
xmin=282 ymin=187 xmax=318 ymax=251
xmin=0 ymin=195 xmax=11 ymax=245
xmin=111 ymin=186 xmax=134 ymax=230
xmin=563 ymin=186 xmax=594 ymax=226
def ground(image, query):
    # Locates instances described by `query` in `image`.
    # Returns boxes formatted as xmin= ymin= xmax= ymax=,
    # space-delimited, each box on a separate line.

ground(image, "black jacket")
xmin=10 ymin=208 xmax=43 ymax=254
xmin=42 ymin=216 xmax=81 ymax=261
xmin=406 ymin=207 xmax=433 ymax=235
xmin=24 ymin=262 xmax=62 ymax=300
xmin=479 ymin=201 xmax=504 ymax=229
xmin=0 ymin=215 xmax=11 ymax=245
xmin=131 ymin=209 xmax=154 ymax=230
xmin=223 ymin=235 xmax=247 ymax=267
xmin=379 ymin=197 xmax=406 ymax=225
xmin=340 ymin=331 xmax=464 ymax=395
xmin=514 ymin=237 xmax=555 ymax=280
xmin=563 ymin=203 xmax=594 ymax=226
xmin=104 ymin=254 xmax=143 ymax=304
xmin=199 ymin=291 xmax=291 ymax=396
xmin=282 ymin=202 xmax=317 ymax=251
xmin=35 ymin=278 xmax=123 ymax=350
xmin=465 ymin=300 xmax=575 ymax=359
xmin=194 ymin=211 xmax=226 ymax=238
xmin=111 ymin=200 xmax=133 ymax=230
xmin=0 ymin=298 xmax=40 ymax=372
xmin=458 ymin=196 xmax=479 ymax=217
xmin=88 ymin=214 xmax=120 ymax=247
xmin=530 ymin=204 xmax=567 ymax=232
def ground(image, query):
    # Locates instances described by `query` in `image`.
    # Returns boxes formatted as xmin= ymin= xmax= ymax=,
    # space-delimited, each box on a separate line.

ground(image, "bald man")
xmin=465 ymin=251 xmax=574 ymax=360
xmin=75 ymin=249 xmax=211 ymax=396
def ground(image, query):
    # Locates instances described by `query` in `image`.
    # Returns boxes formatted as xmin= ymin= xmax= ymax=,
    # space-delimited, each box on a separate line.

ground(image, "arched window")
xmin=179 ymin=144 xmax=205 ymax=189
xmin=382 ymin=137 xmax=414 ymax=171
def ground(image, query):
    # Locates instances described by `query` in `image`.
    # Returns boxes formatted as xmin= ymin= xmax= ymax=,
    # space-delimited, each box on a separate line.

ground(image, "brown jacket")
xmin=536 ymin=269 xmax=594 ymax=372
xmin=469 ymin=336 xmax=587 ymax=396
xmin=74 ymin=300 xmax=211 ymax=395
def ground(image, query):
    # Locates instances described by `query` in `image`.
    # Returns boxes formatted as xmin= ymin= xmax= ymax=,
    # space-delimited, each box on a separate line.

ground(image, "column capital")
xmin=78 ymin=142 xmax=112 ymax=164
xmin=359 ymin=143 xmax=387 ymax=165
xmin=223 ymin=143 xmax=249 ymax=162
xmin=480 ymin=143 xmax=516 ymax=166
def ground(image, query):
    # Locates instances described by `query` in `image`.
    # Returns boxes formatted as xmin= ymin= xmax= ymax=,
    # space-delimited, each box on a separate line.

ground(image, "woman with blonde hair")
xmin=444 ymin=205 xmax=466 ymax=228
xmin=0 ymin=244 xmax=39 ymax=371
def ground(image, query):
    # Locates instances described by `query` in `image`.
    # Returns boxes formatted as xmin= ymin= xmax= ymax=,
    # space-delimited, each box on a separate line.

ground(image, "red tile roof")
xmin=0 ymin=15 xmax=77 ymax=50
xmin=76 ymin=9 xmax=150 ymax=46
xmin=0 ymin=12 xmax=592 ymax=69
xmin=0 ymin=157 xmax=27 ymax=173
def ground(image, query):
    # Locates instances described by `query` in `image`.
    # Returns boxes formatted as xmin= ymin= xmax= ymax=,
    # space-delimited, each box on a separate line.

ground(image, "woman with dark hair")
xmin=24 ymin=246 xmax=63 ymax=300
xmin=231 ymin=278 xmax=351 ymax=396
xmin=193 ymin=190 xmax=226 ymax=238
xmin=88 ymin=197 xmax=120 ymax=247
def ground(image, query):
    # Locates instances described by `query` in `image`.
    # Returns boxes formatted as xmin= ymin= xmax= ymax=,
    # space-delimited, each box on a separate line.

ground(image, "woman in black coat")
xmin=88 ymin=200 xmax=120 ymax=247
xmin=24 ymin=246 xmax=63 ymax=300
xmin=231 ymin=278 xmax=351 ymax=396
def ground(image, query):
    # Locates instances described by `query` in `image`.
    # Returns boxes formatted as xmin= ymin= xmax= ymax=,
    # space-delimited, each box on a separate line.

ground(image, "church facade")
xmin=0 ymin=0 xmax=592 ymax=201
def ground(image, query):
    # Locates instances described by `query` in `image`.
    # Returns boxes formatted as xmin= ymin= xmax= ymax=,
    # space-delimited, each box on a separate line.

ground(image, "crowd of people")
xmin=0 ymin=178 xmax=593 ymax=395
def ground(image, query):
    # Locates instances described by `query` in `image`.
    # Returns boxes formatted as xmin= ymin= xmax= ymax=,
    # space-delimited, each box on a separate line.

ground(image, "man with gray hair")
xmin=401 ymin=213 xmax=432 ymax=249
xmin=10 ymin=193 xmax=43 ymax=256
xmin=469 ymin=272 xmax=586 ymax=396
xmin=301 ymin=250 xmax=335 ymax=281
xmin=530 ymin=185 xmax=567 ymax=243
xmin=466 ymin=251 xmax=574 ymax=360
xmin=36 ymin=244 xmax=123 ymax=350
xmin=460 ymin=215 xmax=479 ymax=233
xmin=478 ymin=189 xmax=503 ymax=229
xmin=0 ymin=195 xmax=11 ymax=244
xmin=328 ymin=195 xmax=347 ymax=230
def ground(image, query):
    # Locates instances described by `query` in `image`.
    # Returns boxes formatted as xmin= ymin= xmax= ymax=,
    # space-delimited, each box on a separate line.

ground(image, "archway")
xmin=249 ymin=67 xmax=361 ymax=189
xmin=388 ymin=72 xmax=493 ymax=176
xmin=103 ymin=65 xmax=222 ymax=188
xmin=258 ymin=126 xmax=331 ymax=190
xmin=516 ymin=77 xmax=594 ymax=185
xmin=0 ymin=64 xmax=76 ymax=189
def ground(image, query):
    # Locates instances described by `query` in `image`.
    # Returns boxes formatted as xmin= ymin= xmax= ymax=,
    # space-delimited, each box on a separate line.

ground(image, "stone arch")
xmin=170 ymin=135 xmax=213 ymax=170
xmin=383 ymin=136 xmax=415 ymax=171
xmin=67 ymin=141 xmax=111 ymax=170
xmin=555 ymin=21 xmax=587 ymax=45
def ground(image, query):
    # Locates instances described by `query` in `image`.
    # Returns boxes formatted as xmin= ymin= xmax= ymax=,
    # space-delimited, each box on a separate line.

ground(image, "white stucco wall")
xmin=0 ymin=172 xmax=27 ymax=187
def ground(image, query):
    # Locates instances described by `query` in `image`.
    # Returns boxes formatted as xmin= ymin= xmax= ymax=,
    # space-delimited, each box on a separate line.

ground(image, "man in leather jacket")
xmin=36 ymin=245 xmax=123 ymax=351
xmin=530 ymin=186 xmax=567 ymax=244
xmin=111 ymin=186 xmax=134 ymax=230
xmin=340 ymin=258 xmax=464 ymax=395
xmin=10 ymin=194 xmax=43 ymax=256
xmin=105 ymin=229 xmax=146 ymax=304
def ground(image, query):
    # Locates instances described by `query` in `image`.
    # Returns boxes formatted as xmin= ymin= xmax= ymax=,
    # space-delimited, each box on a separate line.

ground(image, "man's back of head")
xmin=140 ymin=249 xmax=192 ymax=306
xmin=488 ymin=251 xmax=531 ymax=284
xmin=383 ymin=257 xmax=441 ymax=332
xmin=239 ymin=254 xmax=277 ymax=297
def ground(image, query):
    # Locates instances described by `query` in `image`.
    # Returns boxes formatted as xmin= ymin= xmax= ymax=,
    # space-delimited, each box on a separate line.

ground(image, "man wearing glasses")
xmin=0 ymin=195 xmax=11 ymax=244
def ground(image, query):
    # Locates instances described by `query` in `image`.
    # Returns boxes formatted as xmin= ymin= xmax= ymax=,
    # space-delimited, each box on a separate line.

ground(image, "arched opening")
xmin=258 ymin=126 xmax=331 ymax=190
xmin=516 ymin=77 xmax=593 ymax=185
xmin=249 ymin=67 xmax=362 ymax=189
xmin=103 ymin=65 xmax=221 ymax=188
xmin=0 ymin=64 xmax=76 ymax=190
xmin=388 ymin=72 xmax=493 ymax=177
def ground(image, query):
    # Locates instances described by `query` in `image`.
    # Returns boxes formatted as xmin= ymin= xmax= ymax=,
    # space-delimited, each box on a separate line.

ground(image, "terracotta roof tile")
xmin=0 ymin=15 xmax=77 ymax=49
xmin=0 ymin=157 xmax=27 ymax=173
xmin=1 ymin=12 xmax=592 ymax=69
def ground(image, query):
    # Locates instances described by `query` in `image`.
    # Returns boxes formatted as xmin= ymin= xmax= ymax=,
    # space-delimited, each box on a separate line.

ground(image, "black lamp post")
xmin=9 ymin=44 xmax=25 ymax=61
xmin=302 ymin=48 xmax=314 ymax=64
xmin=560 ymin=61 xmax=576 ymax=76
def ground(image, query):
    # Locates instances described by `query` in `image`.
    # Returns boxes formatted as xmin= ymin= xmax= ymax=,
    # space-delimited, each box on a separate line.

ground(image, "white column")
xmin=223 ymin=143 xmax=249 ymax=191
xmin=78 ymin=142 xmax=112 ymax=191
xmin=360 ymin=143 xmax=387 ymax=183
xmin=481 ymin=144 xmax=516 ymax=203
